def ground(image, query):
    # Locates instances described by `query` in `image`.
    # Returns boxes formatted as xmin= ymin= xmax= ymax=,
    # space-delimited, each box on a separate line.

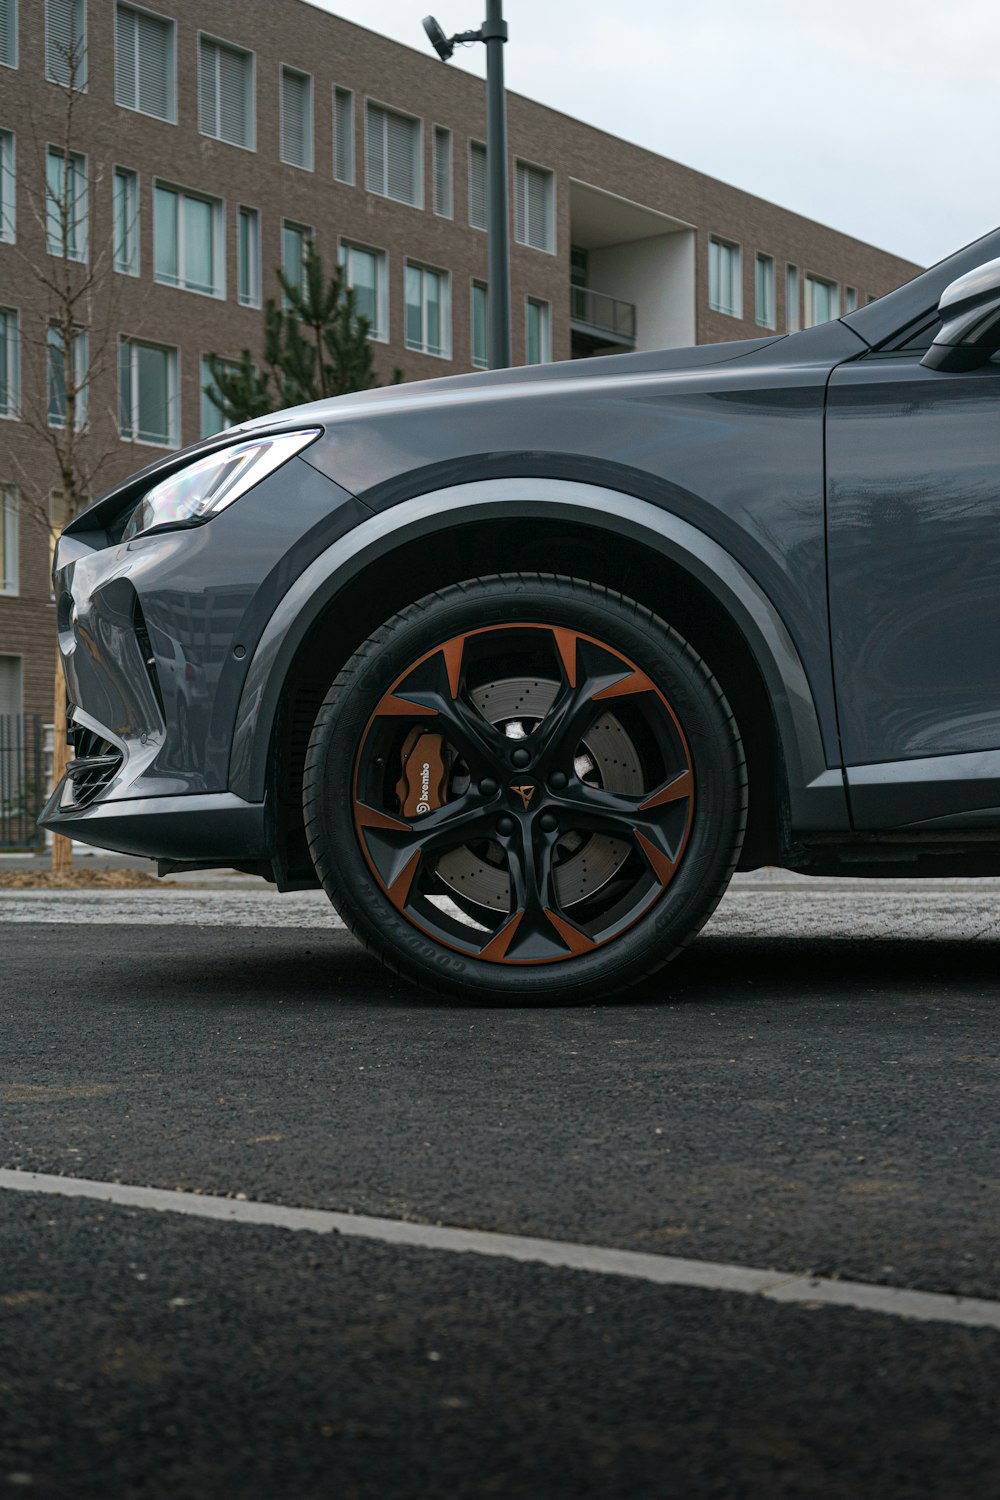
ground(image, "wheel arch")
xmin=229 ymin=479 xmax=846 ymax=875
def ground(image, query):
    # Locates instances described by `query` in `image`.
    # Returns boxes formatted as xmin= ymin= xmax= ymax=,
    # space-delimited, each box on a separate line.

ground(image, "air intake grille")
xmin=65 ymin=726 xmax=124 ymax=808
xmin=133 ymin=599 xmax=164 ymax=718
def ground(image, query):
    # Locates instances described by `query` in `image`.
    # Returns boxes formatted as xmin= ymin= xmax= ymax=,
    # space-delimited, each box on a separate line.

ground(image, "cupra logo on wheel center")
xmin=511 ymin=785 xmax=536 ymax=809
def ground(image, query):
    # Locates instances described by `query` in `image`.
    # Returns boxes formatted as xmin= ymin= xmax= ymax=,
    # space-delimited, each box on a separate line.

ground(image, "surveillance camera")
xmin=423 ymin=16 xmax=455 ymax=61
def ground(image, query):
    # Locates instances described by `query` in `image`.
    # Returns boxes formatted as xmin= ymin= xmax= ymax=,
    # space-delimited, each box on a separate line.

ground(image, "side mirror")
xmin=922 ymin=255 xmax=1000 ymax=372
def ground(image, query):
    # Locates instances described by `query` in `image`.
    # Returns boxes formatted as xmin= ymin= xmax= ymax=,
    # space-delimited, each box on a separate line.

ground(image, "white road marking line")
xmin=1 ymin=1168 xmax=997 ymax=1332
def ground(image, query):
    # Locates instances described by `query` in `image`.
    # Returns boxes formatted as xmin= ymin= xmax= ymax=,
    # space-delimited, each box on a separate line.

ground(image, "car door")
xmin=827 ymin=325 xmax=1000 ymax=828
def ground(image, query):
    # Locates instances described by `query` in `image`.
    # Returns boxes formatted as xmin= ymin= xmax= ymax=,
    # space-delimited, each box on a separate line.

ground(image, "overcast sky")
xmin=309 ymin=0 xmax=997 ymax=269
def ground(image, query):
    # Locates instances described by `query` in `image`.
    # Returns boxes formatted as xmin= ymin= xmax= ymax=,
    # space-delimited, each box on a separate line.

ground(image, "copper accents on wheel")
xmin=639 ymin=769 xmax=694 ymax=811
xmin=351 ymin=619 xmax=695 ymax=967
xmin=634 ymin=829 xmax=677 ymax=885
xmin=592 ymin=668 xmax=657 ymax=701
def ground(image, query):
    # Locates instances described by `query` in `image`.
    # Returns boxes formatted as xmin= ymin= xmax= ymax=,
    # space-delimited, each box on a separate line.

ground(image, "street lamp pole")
xmin=422 ymin=4 xmax=511 ymax=370
xmin=482 ymin=1 xmax=511 ymax=370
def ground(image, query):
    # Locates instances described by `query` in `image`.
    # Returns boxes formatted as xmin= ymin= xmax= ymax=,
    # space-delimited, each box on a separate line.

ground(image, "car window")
xmin=866 ymin=312 xmax=941 ymax=359
xmin=895 ymin=317 xmax=941 ymax=353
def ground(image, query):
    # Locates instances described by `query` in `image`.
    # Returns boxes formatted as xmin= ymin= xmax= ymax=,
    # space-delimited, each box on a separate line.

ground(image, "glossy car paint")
xmin=828 ymin=360 xmax=1000 ymax=805
xmin=41 ymin=227 xmax=1000 ymax=876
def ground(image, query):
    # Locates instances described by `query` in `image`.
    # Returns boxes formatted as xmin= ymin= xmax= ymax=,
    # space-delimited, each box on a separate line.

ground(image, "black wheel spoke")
xmin=490 ymin=821 xmax=596 ymax=959
xmin=424 ymin=688 xmax=509 ymax=770
xmin=359 ymin=792 xmax=500 ymax=864
xmin=385 ymin=642 xmax=510 ymax=771
xmin=545 ymin=774 xmax=691 ymax=886
xmin=527 ymin=674 xmax=603 ymax=771
xmin=526 ymin=640 xmax=655 ymax=775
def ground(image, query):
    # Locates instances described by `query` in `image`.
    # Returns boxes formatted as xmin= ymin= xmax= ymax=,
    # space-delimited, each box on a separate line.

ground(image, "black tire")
xmin=303 ymin=574 xmax=746 ymax=1003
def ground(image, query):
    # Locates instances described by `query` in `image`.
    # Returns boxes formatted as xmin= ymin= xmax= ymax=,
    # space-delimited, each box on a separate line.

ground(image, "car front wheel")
xmin=303 ymin=574 xmax=746 ymax=1002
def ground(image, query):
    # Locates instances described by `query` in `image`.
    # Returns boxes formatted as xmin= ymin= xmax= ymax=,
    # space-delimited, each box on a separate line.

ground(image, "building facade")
xmin=0 ymin=0 xmax=920 ymax=797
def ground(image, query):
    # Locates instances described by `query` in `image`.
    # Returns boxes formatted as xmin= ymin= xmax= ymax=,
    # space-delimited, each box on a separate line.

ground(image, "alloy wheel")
xmin=351 ymin=622 xmax=695 ymax=965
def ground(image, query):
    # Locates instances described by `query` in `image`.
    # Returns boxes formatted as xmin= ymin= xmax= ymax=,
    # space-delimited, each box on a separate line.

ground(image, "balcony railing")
xmin=569 ymin=285 xmax=637 ymax=345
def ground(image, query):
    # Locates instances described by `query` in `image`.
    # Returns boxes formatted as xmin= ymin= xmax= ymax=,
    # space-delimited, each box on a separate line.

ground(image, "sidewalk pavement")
xmin=2 ymin=852 xmax=1000 ymax=940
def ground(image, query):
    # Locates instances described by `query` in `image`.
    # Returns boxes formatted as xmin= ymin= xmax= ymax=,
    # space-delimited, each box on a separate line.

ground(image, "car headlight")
xmin=121 ymin=429 xmax=322 ymax=542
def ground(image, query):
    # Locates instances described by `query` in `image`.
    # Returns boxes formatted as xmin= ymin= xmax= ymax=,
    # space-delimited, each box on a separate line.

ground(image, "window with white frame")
xmin=237 ymin=205 xmax=260 ymax=307
xmin=200 ymin=354 xmax=241 ymax=437
xmin=339 ymin=241 xmax=387 ymax=341
xmin=46 ymin=147 xmax=87 ymax=260
xmin=333 ymin=86 xmax=354 ymax=184
xmin=119 ymin=337 xmax=178 ymax=446
xmin=468 ymin=141 xmax=486 ymax=230
xmin=805 ymin=273 xmax=840 ymax=327
xmin=845 ymin=286 xmax=858 ymax=314
xmin=198 ymin=34 xmax=254 ymax=150
xmin=0 ymin=130 xmax=13 ymax=243
xmin=786 ymin=264 xmax=800 ymax=332
xmin=0 ymin=488 xmax=18 ymax=596
xmin=113 ymin=166 xmax=138 ymax=275
xmin=514 ymin=161 xmax=554 ymax=253
xmin=280 ymin=65 xmax=313 ymax=170
xmin=115 ymin=3 xmax=175 ymax=121
xmin=45 ymin=0 xmax=86 ymax=87
xmin=365 ymin=102 xmax=421 ymax=208
xmin=0 ymin=0 xmax=16 ymax=68
xmin=405 ymin=262 xmax=449 ymax=357
xmin=281 ymin=219 xmax=310 ymax=305
xmin=154 ymin=183 xmax=224 ymax=297
xmin=755 ymin=253 xmax=775 ymax=329
xmin=433 ymin=125 xmax=452 ymax=218
xmin=471 ymin=280 xmax=487 ymax=369
xmin=0 ymin=307 xmax=18 ymax=417
xmin=708 ymin=236 xmax=741 ymax=317
xmin=525 ymin=298 xmax=551 ymax=365
xmin=48 ymin=322 xmax=88 ymax=429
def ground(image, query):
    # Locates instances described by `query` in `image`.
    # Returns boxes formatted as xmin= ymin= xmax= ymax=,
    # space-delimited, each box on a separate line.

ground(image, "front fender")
xmin=228 ymin=478 xmax=847 ymax=831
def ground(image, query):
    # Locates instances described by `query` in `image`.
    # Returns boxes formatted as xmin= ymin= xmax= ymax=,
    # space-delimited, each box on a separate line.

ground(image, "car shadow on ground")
xmin=31 ymin=924 xmax=999 ymax=1012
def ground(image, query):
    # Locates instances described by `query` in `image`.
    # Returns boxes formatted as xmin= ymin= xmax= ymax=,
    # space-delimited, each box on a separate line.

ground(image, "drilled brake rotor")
xmin=434 ymin=676 xmax=643 ymax=911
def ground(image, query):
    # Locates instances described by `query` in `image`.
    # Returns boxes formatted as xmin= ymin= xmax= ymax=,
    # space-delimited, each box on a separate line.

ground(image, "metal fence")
xmin=569 ymin=286 xmax=637 ymax=344
xmin=0 ymin=715 xmax=46 ymax=848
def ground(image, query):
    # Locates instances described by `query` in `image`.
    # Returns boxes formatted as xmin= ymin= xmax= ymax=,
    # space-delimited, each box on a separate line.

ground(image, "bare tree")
xmin=8 ymin=28 xmax=137 ymax=870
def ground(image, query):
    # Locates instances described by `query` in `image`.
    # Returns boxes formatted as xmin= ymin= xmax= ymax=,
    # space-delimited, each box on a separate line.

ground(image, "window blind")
xmin=281 ymin=67 xmax=312 ymax=169
xmin=334 ymin=87 xmax=354 ymax=184
xmin=116 ymin=4 xmax=174 ymax=120
xmin=515 ymin=162 xmax=553 ymax=252
xmin=366 ymin=103 xmax=420 ymax=207
xmin=0 ymin=0 xmax=15 ymax=68
xmin=468 ymin=142 xmax=486 ymax=230
xmin=433 ymin=126 xmax=452 ymax=217
xmin=199 ymin=38 xmax=253 ymax=149
xmin=45 ymin=0 xmax=85 ymax=87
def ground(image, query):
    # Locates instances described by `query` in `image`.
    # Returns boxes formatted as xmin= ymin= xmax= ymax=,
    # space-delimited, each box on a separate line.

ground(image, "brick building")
xmin=0 ymin=0 xmax=920 ymax=808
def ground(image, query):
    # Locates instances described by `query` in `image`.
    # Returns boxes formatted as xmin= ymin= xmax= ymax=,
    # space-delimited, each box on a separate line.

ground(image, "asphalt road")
xmin=2 ymin=889 xmax=999 ymax=1497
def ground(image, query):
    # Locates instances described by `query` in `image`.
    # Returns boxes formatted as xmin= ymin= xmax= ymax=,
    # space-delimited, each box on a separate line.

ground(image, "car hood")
xmin=232 ymin=334 xmax=786 ymax=435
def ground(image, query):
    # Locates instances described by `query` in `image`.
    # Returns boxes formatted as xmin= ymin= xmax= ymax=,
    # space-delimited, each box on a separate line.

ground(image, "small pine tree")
xmin=206 ymin=241 xmax=399 ymax=426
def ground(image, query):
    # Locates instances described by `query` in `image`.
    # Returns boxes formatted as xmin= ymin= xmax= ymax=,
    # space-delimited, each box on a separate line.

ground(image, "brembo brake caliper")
xmin=396 ymin=729 xmax=449 ymax=816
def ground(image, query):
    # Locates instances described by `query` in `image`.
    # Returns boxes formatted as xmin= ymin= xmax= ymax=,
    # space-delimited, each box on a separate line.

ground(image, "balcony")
xmin=570 ymin=285 xmax=637 ymax=354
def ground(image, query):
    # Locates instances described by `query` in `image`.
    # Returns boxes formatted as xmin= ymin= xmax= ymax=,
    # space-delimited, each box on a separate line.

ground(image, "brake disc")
xmin=434 ymin=677 xmax=643 ymax=912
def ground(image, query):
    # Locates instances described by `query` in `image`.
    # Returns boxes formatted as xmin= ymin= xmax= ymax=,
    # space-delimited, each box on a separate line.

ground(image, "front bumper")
xmin=39 ymin=788 xmax=271 ymax=863
xmin=38 ymin=454 xmax=363 ymax=864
